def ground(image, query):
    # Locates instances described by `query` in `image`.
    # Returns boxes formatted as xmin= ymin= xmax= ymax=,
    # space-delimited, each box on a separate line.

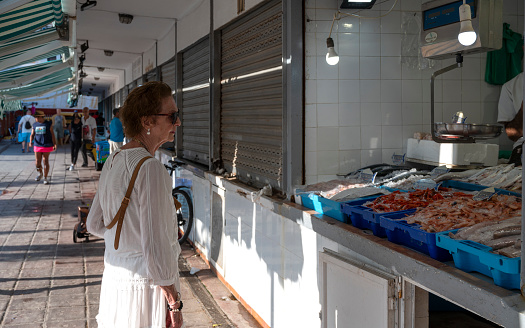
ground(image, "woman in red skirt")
xmin=29 ymin=111 xmax=57 ymax=185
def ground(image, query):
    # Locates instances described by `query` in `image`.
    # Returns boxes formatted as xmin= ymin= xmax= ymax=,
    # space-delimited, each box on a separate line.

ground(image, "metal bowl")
xmin=434 ymin=123 xmax=503 ymax=140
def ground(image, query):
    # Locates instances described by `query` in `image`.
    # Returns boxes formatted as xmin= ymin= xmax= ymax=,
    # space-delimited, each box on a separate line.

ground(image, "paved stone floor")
xmin=0 ymin=140 xmax=261 ymax=328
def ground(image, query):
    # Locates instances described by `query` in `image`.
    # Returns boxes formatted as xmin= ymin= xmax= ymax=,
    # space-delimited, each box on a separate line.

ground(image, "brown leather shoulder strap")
xmin=106 ymin=155 xmax=153 ymax=250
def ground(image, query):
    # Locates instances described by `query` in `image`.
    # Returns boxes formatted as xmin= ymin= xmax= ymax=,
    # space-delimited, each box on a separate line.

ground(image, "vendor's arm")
xmin=504 ymin=103 xmax=523 ymax=142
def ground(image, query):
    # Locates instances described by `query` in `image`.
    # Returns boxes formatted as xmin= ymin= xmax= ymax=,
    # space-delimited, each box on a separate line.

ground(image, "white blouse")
xmin=87 ymin=147 xmax=181 ymax=327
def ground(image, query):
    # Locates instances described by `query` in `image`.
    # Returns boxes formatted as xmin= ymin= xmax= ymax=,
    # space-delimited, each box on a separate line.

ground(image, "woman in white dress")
xmin=87 ymin=81 xmax=183 ymax=328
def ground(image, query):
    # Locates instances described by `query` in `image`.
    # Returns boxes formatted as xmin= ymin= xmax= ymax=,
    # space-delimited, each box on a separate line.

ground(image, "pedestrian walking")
xmin=81 ymin=107 xmax=97 ymax=167
xmin=108 ymin=107 xmax=124 ymax=153
xmin=51 ymin=108 xmax=67 ymax=146
xmin=17 ymin=109 xmax=36 ymax=152
xmin=69 ymin=112 xmax=82 ymax=171
xmin=86 ymin=81 xmax=183 ymax=328
xmin=29 ymin=110 xmax=56 ymax=185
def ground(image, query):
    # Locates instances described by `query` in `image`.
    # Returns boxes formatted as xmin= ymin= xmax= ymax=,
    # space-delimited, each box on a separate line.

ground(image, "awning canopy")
xmin=0 ymin=41 xmax=67 ymax=71
xmin=0 ymin=0 xmax=71 ymax=100
xmin=0 ymin=0 xmax=64 ymax=43
xmin=0 ymin=66 xmax=72 ymax=98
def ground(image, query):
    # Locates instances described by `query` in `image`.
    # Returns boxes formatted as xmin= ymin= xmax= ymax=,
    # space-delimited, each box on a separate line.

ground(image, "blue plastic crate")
xmin=440 ymin=180 xmax=521 ymax=197
xmin=379 ymin=209 xmax=452 ymax=261
xmin=300 ymin=193 xmax=348 ymax=223
xmin=436 ymin=230 xmax=520 ymax=289
xmin=341 ymin=196 xmax=387 ymax=237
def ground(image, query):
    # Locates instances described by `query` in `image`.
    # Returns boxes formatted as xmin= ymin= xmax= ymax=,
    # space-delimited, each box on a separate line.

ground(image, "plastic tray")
xmin=440 ymin=180 xmax=521 ymax=197
xmin=436 ymin=230 xmax=520 ymax=289
xmin=379 ymin=210 xmax=452 ymax=261
xmin=341 ymin=196 xmax=390 ymax=237
xmin=300 ymin=193 xmax=348 ymax=223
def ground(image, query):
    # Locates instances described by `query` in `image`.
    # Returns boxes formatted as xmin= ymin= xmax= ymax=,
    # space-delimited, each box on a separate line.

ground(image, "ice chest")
xmin=436 ymin=230 xmax=520 ymax=289
xmin=379 ymin=209 xmax=452 ymax=261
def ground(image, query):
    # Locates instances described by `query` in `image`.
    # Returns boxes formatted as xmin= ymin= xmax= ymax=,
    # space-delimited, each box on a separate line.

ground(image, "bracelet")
xmin=167 ymin=300 xmax=183 ymax=312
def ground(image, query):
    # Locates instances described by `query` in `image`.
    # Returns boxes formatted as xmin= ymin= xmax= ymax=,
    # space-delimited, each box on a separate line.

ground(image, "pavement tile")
xmin=0 ymin=142 xmax=260 ymax=328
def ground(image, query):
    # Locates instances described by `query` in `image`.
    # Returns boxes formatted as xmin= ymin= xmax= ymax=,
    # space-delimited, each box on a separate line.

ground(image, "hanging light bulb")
xmin=326 ymin=37 xmax=339 ymax=65
xmin=457 ymin=1 xmax=476 ymax=46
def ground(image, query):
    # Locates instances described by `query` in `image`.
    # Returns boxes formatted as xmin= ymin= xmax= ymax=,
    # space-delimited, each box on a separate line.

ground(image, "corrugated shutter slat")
xmin=220 ymin=0 xmax=283 ymax=189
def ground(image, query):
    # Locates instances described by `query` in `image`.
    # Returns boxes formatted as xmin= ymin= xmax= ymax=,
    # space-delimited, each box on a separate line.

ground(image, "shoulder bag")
xmin=105 ymin=155 xmax=153 ymax=250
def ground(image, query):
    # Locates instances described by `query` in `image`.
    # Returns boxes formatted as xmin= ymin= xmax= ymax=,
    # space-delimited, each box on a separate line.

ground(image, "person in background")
xmin=108 ymin=108 xmax=124 ymax=153
xmin=29 ymin=111 xmax=56 ymax=185
xmin=51 ymin=108 xmax=67 ymax=146
xmin=18 ymin=109 xmax=36 ymax=153
xmin=81 ymin=107 xmax=97 ymax=167
xmin=498 ymin=72 xmax=523 ymax=165
xmin=86 ymin=81 xmax=183 ymax=328
xmin=69 ymin=112 xmax=83 ymax=171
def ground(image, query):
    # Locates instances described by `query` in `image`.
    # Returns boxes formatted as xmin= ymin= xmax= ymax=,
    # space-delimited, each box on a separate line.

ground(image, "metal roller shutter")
xmin=181 ymin=36 xmax=210 ymax=165
xmin=145 ymin=69 xmax=157 ymax=82
xmin=161 ymin=58 xmax=176 ymax=91
xmin=220 ymin=0 xmax=283 ymax=189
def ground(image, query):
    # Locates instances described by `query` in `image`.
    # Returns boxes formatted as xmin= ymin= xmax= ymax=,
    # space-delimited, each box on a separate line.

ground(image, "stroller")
xmin=73 ymin=206 xmax=91 ymax=243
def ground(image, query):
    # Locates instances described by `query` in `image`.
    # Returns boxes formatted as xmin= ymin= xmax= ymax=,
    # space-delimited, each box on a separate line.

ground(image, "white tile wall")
xmin=305 ymin=0 xmax=524 ymax=181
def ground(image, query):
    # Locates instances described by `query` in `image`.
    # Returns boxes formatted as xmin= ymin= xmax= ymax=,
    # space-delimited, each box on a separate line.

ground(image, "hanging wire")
xmin=328 ymin=0 xmax=400 ymax=38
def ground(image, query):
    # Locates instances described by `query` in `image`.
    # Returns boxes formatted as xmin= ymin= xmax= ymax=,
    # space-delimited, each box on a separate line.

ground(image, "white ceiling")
xmin=71 ymin=0 xmax=203 ymax=99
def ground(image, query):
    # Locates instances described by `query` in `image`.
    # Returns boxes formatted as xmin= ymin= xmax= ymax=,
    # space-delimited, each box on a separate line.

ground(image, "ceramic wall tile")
xmin=381 ymin=56 xmax=402 ymax=79
xmin=305 ymin=151 xmax=317 ymax=176
xmin=442 ymin=80 xmax=461 ymax=102
xmin=339 ymin=150 xmax=361 ymax=173
xmin=359 ymin=33 xmax=381 ymax=56
xmin=317 ymin=150 xmax=339 ymax=174
xmin=381 ymin=125 xmax=403 ymax=148
xmin=305 ymin=104 xmax=317 ymax=128
xmin=381 ymin=102 xmax=403 ymax=125
xmin=317 ymin=79 xmax=338 ymax=104
xmin=305 ymin=80 xmax=317 ymax=104
xmin=338 ymin=32 xmax=360 ymax=56
xmin=402 ymin=79 xmax=422 ymax=102
xmin=461 ymin=102 xmax=482 ymax=123
xmin=317 ymin=127 xmax=339 ymax=150
xmin=402 ymin=103 xmax=423 ymax=125
xmin=316 ymin=56 xmax=338 ymax=80
xmin=381 ymin=80 xmax=402 ymax=102
xmin=339 ymin=102 xmax=361 ymax=126
xmin=317 ymin=103 xmax=339 ymax=126
xmin=305 ymin=127 xmax=317 ymax=151
xmin=360 ymin=56 xmax=380 ymax=79
xmin=380 ymin=33 xmax=402 ymax=56
xmin=339 ymin=126 xmax=361 ymax=150
xmin=381 ymin=10 xmax=401 ymax=34
xmin=338 ymin=79 xmax=360 ymax=103
xmin=339 ymin=56 xmax=360 ymax=79
xmin=361 ymin=149 xmax=382 ymax=167
xmin=361 ymin=102 xmax=381 ymax=126
xmin=360 ymin=80 xmax=381 ymax=102
xmin=361 ymin=125 xmax=382 ymax=149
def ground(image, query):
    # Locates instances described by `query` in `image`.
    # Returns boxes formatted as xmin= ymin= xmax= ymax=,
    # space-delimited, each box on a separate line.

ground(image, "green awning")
xmin=0 ymin=0 xmax=33 ymax=15
xmin=0 ymin=66 xmax=72 ymax=98
xmin=0 ymin=42 xmax=68 ymax=71
xmin=0 ymin=28 xmax=58 ymax=57
xmin=0 ymin=0 xmax=63 ymax=43
xmin=0 ymin=58 xmax=60 ymax=83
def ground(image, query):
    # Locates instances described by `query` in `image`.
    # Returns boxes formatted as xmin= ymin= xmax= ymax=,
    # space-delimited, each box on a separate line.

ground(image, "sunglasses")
xmin=154 ymin=111 xmax=179 ymax=125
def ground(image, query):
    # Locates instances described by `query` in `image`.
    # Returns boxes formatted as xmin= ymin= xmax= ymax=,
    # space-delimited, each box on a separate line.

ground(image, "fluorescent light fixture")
xmin=458 ymin=1 xmax=476 ymax=46
xmin=340 ymin=0 xmax=376 ymax=9
xmin=325 ymin=37 xmax=339 ymax=65
xmin=118 ymin=13 xmax=134 ymax=24
xmin=80 ymin=0 xmax=97 ymax=11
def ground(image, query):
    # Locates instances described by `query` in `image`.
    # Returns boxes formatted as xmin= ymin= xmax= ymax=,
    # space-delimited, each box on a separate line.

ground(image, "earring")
xmin=147 ymin=129 xmax=150 ymax=135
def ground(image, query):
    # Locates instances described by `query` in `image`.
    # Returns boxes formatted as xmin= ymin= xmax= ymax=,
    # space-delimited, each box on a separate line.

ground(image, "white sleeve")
xmin=136 ymin=160 xmax=179 ymax=286
xmin=86 ymin=188 xmax=106 ymax=238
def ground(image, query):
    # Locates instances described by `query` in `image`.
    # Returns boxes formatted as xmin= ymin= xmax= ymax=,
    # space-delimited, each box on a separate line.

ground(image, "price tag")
xmin=359 ymin=168 xmax=377 ymax=184
xmin=412 ymin=178 xmax=439 ymax=190
xmin=392 ymin=153 xmax=406 ymax=165
xmin=473 ymin=187 xmax=497 ymax=201
xmin=430 ymin=165 xmax=450 ymax=178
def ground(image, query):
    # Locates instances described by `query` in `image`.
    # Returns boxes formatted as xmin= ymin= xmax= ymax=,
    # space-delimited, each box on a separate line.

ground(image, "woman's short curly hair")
xmin=120 ymin=81 xmax=173 ymax=138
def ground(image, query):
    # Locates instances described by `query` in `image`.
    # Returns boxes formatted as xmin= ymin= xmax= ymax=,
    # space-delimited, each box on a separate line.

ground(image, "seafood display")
xmin=364 ymin=189 xmax=468 ymax=213
xmin=405 ymin=194 xmax=522 ymax=233
xmin=303 ymin=178 xmax=369 ymax=198
xmin=457 ymin=164 xmax=521 ymax=191
xmin=451 ymin=217 xmax=522 ymax=258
